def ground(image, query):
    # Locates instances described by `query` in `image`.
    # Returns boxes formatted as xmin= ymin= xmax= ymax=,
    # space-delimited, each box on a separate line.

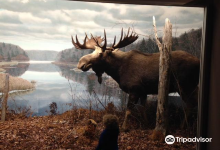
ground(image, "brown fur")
xmin=103 ymin=114 xmax=119 ymax=130
xmin=77 ymin=49 xmax=200 ymax=130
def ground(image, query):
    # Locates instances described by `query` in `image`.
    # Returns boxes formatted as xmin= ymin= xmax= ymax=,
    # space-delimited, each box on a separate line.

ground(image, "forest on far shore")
xmin=123 ymin=28 xmax=202 ymax=58
xmin=57 ymin=28 xmax=202 ymax=63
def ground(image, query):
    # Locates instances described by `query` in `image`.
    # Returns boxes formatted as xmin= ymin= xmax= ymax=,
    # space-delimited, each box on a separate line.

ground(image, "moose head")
xmin=72 ymin=28 xmax=138 ymax=84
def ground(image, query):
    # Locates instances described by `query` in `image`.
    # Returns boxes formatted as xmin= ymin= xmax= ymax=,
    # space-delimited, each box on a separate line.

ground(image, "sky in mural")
xmin=0 ymin=0 xmax=204 ymax=51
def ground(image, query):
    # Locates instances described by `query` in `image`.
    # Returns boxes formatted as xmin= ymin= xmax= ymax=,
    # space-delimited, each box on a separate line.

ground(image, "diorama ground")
xmin=0 ymin=105 xmax=197 ymax=150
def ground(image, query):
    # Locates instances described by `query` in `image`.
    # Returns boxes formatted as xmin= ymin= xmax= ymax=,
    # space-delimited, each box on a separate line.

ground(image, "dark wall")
xmin=207 ymin=0 xmax=220 ymax=149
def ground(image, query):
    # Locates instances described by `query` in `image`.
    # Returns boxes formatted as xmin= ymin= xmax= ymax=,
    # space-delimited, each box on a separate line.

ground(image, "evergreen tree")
xmin=180 ymin=32 xmax=190 ymax=50
xmin=0 ymin=47 xmax=3 ymax=56
xmin=61 ymin=51 xmax=65 ymax=61
xmin=11 ymin=51 xmax=15 ymax=57
xmin=129 ymin=43 xmax=136 ymax=50
xmin=172 ymin=37 xmax=179 ymax=51
xmin=146 ymin=38 xmax=153 ymax=53
xmin=7 ymin=52 xmax=11 ymax=61
xmin=145 ymin=38 xmax=159 ymax=53
xmin=23 ymin=51 xmax=27 ymax=57
xmin=138 ymin=38 xmax=147 ymax=53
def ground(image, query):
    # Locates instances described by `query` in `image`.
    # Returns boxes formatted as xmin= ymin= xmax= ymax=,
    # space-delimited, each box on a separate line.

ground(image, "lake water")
xmin=5 ymin=61 xmax=123 ymax=116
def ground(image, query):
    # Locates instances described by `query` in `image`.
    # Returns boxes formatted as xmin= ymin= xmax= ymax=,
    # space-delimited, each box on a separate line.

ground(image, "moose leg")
xmin=140 ymin=95 xmax=147 ymax=107
xmin=140 ymin=95 xmax=148 ymax=125
xmin=122 ymin=94 xmax=139 ymax=131
xmin=181 ymin=87 xmax=198 ymax=128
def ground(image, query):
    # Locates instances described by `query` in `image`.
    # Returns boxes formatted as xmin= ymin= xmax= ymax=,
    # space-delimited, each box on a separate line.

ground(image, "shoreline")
xmin=52 ymin=61 xmax=78 ymax=68
xmin=0 ymin=74 xmax=35 ymax=92
xmin=0 ymin=88 xmax=35 ymax=96
xmin=0 ymin=61 xmax=18 ymax=67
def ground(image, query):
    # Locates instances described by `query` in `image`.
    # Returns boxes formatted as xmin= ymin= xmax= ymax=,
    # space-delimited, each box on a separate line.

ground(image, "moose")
xmin=71 ymin=28 xmax=200 ymax=131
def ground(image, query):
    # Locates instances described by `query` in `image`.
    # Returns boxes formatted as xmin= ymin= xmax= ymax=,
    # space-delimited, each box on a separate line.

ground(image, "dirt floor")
xmin=0 ymin=107 xmax=196 ymax=150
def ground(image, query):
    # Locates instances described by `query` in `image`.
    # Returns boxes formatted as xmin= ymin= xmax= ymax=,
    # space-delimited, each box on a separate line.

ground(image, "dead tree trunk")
xmin=1 ymin=74 xmax=9 ymax=122
xmin=153 ymin=17 xmax=172 ymax=135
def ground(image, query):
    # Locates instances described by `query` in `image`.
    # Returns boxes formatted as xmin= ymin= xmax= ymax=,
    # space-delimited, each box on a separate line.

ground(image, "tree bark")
xmin=153 ymin=17 xmax=172 ymax=135
xmin=1 ymin=74 xmax=9 ymax=122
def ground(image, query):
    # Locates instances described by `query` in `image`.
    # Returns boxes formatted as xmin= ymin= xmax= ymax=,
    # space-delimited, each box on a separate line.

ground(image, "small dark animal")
xmin=96 ymin=114 xmax=119 ymax=150
xmin=71 ymin=28 xmax=200 ymax=130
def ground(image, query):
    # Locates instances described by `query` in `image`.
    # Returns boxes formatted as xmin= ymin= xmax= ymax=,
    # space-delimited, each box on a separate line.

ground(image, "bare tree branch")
xmin=153 ymin=16 xmax=162 ymax=50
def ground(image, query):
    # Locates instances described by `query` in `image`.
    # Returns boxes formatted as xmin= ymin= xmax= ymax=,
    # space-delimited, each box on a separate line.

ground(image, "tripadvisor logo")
xmin=165 ymin=135 xmax=175 ymax=144
xmin=165 ymin=135 xmax=212 ymax=144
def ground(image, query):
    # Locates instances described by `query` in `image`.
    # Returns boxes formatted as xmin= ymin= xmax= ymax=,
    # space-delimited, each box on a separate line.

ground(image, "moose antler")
xmin=112 ymin=28 xmax=138 ymax=49
xmin=72 ymin=28 xmax=138 ymax=50
xmin=72 ymin=34 xmax=103 ymax=50
xmin=91 ymin=30 xmax=107 ymax=50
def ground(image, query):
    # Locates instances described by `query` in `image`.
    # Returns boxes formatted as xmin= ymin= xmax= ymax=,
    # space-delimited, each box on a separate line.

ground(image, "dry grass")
xmin=0 ymin=68 xmax=6 ymax=72
xmin=0 ymin=107 xmax=196 ymax=150
xmin=0 ymin=74 xmax=35 ymax=92
xmin=0 ymin=61 xmax=18 ymax=67
xmin=0 ymin=61 xmax=18 ymax=73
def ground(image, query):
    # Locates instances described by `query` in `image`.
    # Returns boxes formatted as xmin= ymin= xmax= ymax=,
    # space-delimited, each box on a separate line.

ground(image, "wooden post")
xmin=153 ymin=17 xmax=172 ymax=135
xmin=1 ymin=74 xmax=9 ymax=122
